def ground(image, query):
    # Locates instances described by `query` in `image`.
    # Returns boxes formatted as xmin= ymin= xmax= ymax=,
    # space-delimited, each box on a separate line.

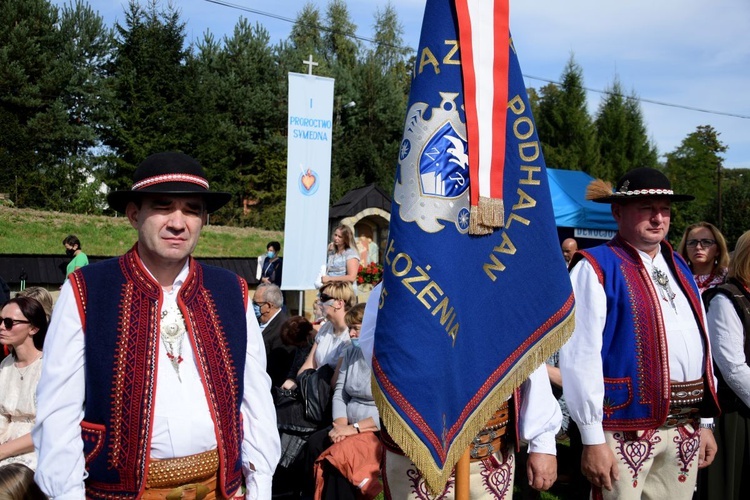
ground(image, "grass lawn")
xmin=0 ymin=206 xmax=283 ymax=257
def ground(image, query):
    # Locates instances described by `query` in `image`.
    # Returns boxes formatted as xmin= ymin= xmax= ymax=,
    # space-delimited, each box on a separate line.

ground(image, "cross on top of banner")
xmin=303 ymin=54 xmax=318 ymax=75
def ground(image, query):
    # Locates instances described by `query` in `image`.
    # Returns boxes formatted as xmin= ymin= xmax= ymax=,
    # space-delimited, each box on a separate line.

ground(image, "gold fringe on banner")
xmin=373 ymin=307 xmax=575 ymax=495
xmin=476 ymin=196 xmax=505 ymax=228
xmin=468 ymin=206 xmax=494 ymax=235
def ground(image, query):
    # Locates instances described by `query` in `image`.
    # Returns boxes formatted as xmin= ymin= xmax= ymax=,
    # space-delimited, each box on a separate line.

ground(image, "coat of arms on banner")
xmin=395 ymin=95 xmax=471 ymax=234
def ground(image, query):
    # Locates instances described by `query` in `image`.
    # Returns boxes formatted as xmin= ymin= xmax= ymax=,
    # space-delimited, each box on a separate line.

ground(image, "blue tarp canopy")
xmin=547 ymin=168 xmax=617 ymax=231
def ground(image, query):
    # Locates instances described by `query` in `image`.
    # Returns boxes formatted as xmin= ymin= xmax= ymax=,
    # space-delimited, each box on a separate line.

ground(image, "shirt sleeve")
xmin=559 ymin=258 xmax=607 ymax=445
xmin=32 ymin=281 xmax=88 ymax=499
xmin=242 ymin=308 xmax=281 ymax=499
xmin=331 ymin=350 xmax=352 ymax=421
xmin=519 ymin=364 xmax=562 ymax=455
xmin=707 ymin=293 xmax=750 ymax=408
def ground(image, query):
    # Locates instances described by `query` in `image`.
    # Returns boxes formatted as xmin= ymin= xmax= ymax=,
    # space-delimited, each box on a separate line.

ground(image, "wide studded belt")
xmin=469 ymin=402 xmax=510 ymax=461
xmin=664 ymin=379 xmax=703 ymax=428
xmin=146 ymin=449 xmax=219 ymax=489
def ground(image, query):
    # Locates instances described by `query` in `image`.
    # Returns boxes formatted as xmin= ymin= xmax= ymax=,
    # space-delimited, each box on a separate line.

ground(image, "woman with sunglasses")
xmin=305 ymin=303 xmax=382 ymax=500
xmin=295 ymin=282 xmax=356 ymax=378
xmin=0 ymin=297 xmax=48 ymax=470
xmin=677 ymin=221 xmax=729 ymax=293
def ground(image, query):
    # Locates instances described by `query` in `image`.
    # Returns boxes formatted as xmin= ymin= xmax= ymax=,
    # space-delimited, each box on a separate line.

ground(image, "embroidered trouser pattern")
xmin=382 ymin=447 xmax=515 ymax=500
xmin=592 ymin=425 xmax=700 ymax=500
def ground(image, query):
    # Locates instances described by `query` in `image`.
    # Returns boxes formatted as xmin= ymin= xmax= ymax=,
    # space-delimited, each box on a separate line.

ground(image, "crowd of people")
xmin=0 ymin=156 xmax=748 ymax=500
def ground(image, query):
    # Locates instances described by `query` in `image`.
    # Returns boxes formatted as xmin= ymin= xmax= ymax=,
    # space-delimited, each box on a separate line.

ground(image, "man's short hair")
xmin=256 ymin=283 xmax=283 ymax=308
xmin=267 ymin=241 xmax=281 ymax=253
xmin=63 ymin=235 xmax=81 ymax=249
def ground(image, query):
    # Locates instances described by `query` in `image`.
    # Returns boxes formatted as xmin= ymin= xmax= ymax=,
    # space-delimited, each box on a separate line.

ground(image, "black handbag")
xmin=297 ymin=364 xmax=334 ymax=424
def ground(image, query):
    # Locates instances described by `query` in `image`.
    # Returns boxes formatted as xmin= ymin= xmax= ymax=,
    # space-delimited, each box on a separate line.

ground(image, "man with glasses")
xmin=560 ymin=168 xmax=720 ymax=499
xmin=253 ymin=283 xmax=292 ymax=387
xmin=33 ymin=153 xmax=280 ymax=499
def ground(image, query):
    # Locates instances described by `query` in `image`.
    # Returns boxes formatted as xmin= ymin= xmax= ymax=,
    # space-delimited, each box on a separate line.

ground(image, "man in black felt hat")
xmin=558 ymin=167 xmax=720 ymax=499
xmin=33 ymin=152 xmax=280 ymax=499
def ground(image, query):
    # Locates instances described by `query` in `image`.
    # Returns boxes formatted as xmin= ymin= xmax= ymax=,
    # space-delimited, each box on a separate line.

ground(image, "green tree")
xmin=0 ymin=0 xmax=113 ymax=211
xmin=323 ymin=0 xmax=358 ymax=68
xmin=594 ymin=77 xmax=658 ymax=181
xmin=290 ymin=2 xmax=325 ymax=56
xmin=534 ymin=56 xmax=599 ymax=173
xmin=328 ymin=2 xmax=411 ymax=200
xmin=102 ymin=0 xmax=190 ymax=191
xmin=715 ymin=168 xmax=750 ymax=249
xmin=665 ymin=125 xmax=727 ymax=240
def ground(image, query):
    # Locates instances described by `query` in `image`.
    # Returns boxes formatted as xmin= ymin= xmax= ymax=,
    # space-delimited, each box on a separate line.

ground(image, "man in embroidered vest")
xmin=559 ymin=167 xmax=720 ymax=499
xmin=32 ymin=152 xmax=280 ymax=499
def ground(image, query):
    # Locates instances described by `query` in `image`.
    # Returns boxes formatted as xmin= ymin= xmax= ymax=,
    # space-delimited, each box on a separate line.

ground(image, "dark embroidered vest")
xmin=70 ymin=247 xmax=248 ymax=499
xmin=571 ymin=235 xmax=719 ymax=430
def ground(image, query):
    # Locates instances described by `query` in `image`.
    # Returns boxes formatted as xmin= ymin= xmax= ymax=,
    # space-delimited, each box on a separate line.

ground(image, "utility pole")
xmin=717 ymin=161 xmax=722 ymax=231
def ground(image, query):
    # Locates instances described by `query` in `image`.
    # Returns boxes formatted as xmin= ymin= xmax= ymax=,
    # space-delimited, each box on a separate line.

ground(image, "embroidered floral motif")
xmin=479 ymin=453 xmax=513 ymax=499
xmin=613 ymin=430 xmax=661 ymax=487
xmin=405 ymin=465 xmax=453 ymax=499
xmin=673 ymin=426 xmax=700 ymax=482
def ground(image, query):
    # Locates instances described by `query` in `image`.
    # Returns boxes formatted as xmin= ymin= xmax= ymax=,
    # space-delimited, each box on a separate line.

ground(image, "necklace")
xmin=160 ymin=306 xmax=186 ymax=382
xmin=694 ymin=271 xmax=717 ymax=291
xmin=14 ymin=353 xmax=41 ymax=380
xmin=651 ymin=267 xmax=677 ymax=313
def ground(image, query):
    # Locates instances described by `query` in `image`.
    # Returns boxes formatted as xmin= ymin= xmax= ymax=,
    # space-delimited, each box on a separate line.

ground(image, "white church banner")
xmin=281 ymin=72 xmax=335 ymax=290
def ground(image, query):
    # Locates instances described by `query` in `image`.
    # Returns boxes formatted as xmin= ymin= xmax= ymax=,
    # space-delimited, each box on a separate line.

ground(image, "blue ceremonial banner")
xmin=372 ymin=0 xmax=575 ymax=492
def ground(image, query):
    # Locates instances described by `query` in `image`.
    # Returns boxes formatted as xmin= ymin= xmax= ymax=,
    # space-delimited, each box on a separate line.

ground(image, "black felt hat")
xmin=107 ymin=152 xmax=232 ymax=214
xmin=586 ymin=167 xmax=694 ymax=204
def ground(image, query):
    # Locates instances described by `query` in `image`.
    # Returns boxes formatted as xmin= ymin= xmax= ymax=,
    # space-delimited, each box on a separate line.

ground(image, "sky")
xmin=55 ymin=0 xmax=750 ymax=169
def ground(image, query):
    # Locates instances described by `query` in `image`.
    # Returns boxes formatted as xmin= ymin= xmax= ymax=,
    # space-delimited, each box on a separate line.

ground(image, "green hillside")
xmin=0 ymin=207 xmax=282 ymax=257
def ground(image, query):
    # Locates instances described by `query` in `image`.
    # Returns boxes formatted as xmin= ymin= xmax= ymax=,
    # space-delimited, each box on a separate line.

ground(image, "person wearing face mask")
xmin=304 ymin=303 xmax=382 ymax=500
xmin=62 ymin=235 xmax=88 ymax=277
xmin=259 ymin=241 xmax=283 ymax=287
xmin=253 ymin=283 xmax=292 ymax=388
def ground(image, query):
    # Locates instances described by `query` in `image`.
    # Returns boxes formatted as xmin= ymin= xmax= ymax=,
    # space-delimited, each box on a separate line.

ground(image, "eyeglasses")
xmin=0 ymin=318 xmax=31 ymax=330
xmin=319 ymin=293 xmax=335 ymax=303
xmin=252 ymin=301 xmax=268 ymax=308
xmin=686 ymin=239 xmax=716 ymax=248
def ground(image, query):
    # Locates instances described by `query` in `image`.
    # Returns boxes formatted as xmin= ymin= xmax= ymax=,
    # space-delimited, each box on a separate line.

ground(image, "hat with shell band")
xmin=106 ymin=152 xmax=232 ymax=214
xmin=586 ymin=167 xmax=694 ymax=204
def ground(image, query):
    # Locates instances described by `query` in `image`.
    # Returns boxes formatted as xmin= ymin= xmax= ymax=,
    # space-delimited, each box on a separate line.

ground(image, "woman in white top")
xmin=281 ymin=282 xmax=356 ymax=390
xmin=322 ymin=225 xmax=360 ymax=287
xmin=703 ymin=230 xmax=750 ymax=499
xmin=0 ymin=297 xmax=48 ymax=470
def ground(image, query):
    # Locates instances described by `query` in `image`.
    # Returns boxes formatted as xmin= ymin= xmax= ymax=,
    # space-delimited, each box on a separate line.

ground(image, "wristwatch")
xmin=699 ymin=422 xmax=715 ymax=431
xmin=353 ymin=422 xmax=361 ymax=433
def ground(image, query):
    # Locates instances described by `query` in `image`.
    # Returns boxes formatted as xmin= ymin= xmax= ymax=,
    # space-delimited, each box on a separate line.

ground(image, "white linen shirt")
xmin=706 ymin=293 xmax=750 ymax=408
xmin=359 ymin=284 xmax=561 ymax=455
xmin=560 ymin=248 xmax=712 ymax=445
xmin=32 ymin=259 xmax=280 ymax=499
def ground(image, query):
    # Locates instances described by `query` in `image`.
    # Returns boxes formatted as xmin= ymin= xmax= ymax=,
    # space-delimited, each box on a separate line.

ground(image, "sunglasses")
xmin=686 ymin=239 xmax=716 ymax=248
xmin=319 ymin=293 xmax=335 ymax=303
xmin=0 ymin=318 xmax=31 ymax=330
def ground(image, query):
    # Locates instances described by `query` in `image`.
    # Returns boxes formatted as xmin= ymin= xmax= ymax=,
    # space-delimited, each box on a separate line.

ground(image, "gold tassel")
xmin=373 ymin=306 xmax=576 ymax=495
xmin=585 ymin=179 xmax=614 ymax=201
xmin=476 ymin=197 xmax=505 ymax=228
xmin=469 ymin=206 xmax=494 ymax=235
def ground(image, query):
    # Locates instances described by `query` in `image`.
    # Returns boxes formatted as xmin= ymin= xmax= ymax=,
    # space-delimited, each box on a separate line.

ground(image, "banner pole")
xmin=455 ymin=446 xmax=471 ymax=500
